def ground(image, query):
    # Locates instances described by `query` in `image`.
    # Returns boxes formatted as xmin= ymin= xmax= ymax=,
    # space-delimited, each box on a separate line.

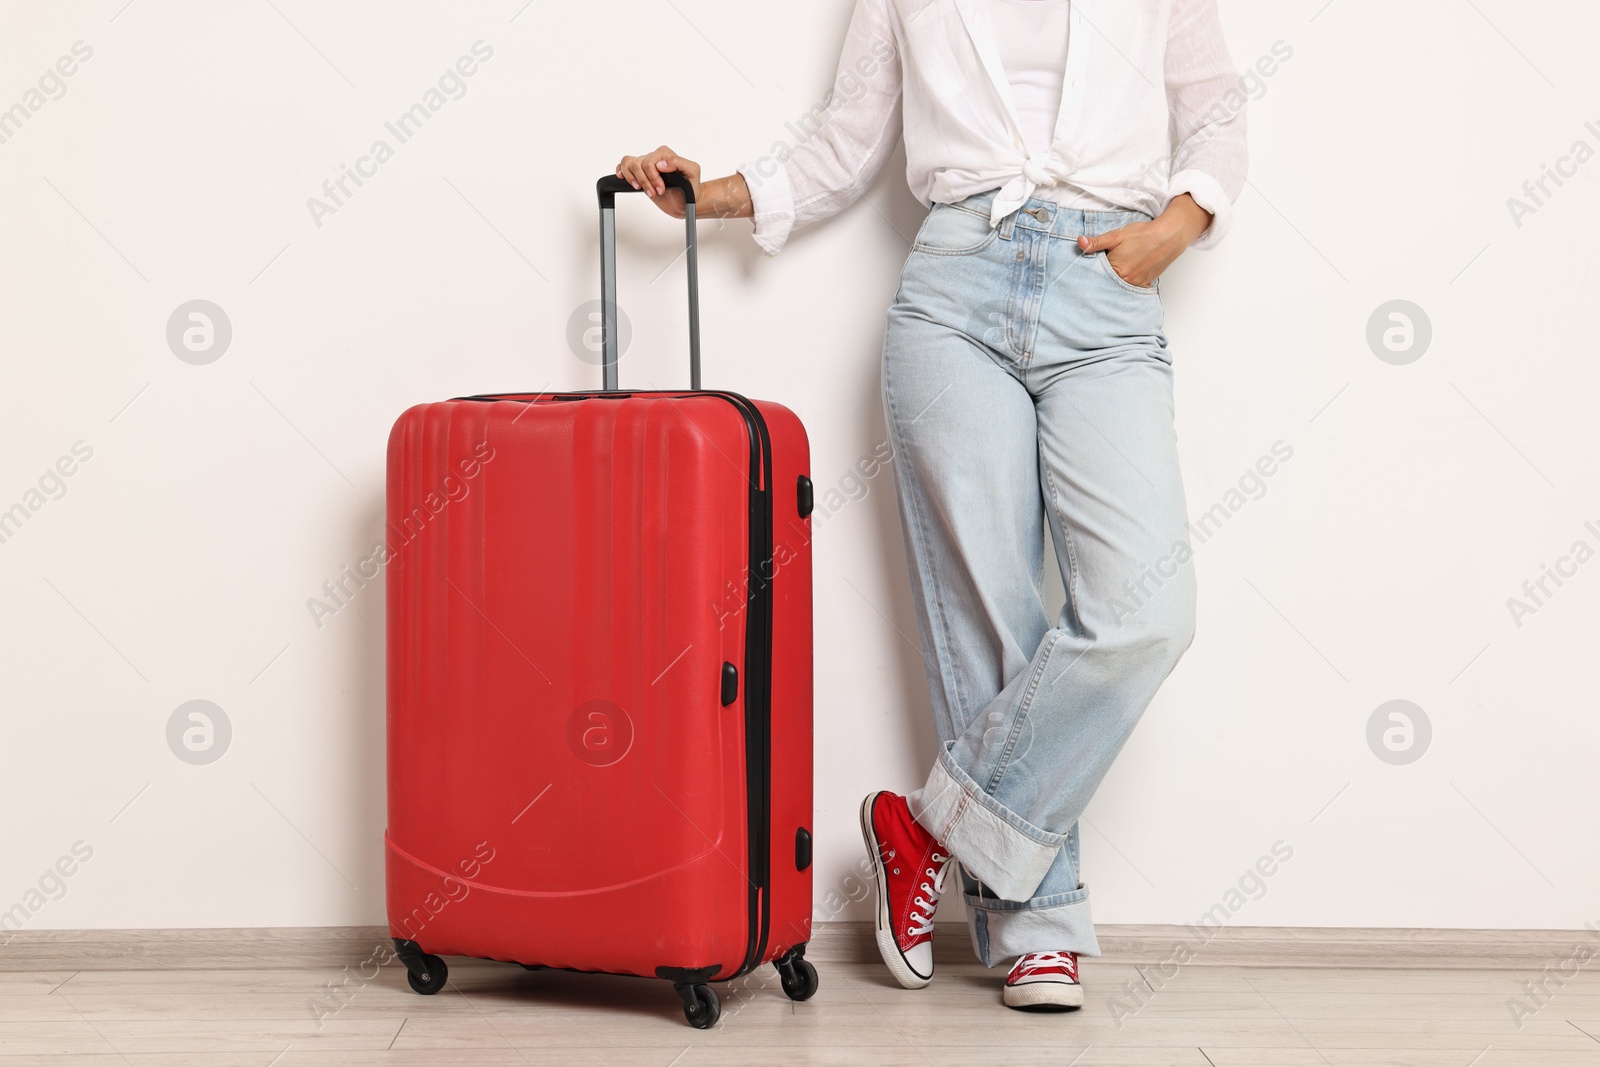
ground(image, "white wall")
xmin=2 ymin=0 xmax=1597 ymax=935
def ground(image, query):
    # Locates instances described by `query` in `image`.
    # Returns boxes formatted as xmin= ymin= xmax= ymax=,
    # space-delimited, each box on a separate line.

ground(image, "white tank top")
xmin=985 ymin=0 xmax=1071 ymax=156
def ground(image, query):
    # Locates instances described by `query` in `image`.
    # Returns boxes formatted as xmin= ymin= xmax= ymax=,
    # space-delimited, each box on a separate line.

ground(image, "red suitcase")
xmin=385 ymin=173 xmax=816 ymax=1027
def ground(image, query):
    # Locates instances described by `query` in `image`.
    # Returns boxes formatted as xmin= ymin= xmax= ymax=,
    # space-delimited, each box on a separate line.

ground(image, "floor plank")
xmin=6 ymin=936 xmax=1600 ymax=1066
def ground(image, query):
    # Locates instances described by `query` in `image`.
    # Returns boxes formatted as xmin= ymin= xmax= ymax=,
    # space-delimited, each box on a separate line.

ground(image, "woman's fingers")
xmin=620 ymin=155 xmax=662 ymax=196
xmin=645 ymin=150 xmax=668 ymax=195
xmin=616 ymin=147 xmax=699 ymax=216
xmin=636 ymin=157 xmax=661 ymax=195
xmin=1077 ymin=228 xmax=1125 ymax=255
xmin=625 ymin=147 xmax=667 ymax=197
xmin=657 ymin=151 xmax=695 ymax=183
xmin=616 ymin=156 xmax=647 ymax=192
xmin=646 ymin=146 xmax=683 ymax=195
xmin=654 ymin=158 xmax=678 ymax=196
xmin=1079 ymin=226 xmax=1154 ymax=284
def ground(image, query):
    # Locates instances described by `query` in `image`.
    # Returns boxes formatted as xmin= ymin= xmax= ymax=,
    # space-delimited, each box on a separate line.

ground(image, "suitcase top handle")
xmin=596 ymin=172 xmax=700 ymax=392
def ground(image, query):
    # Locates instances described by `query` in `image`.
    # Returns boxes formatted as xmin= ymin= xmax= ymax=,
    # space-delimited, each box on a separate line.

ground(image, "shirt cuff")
xmin=1166 ymin=168 xmax=1234 ymax=250
xmin=736 ymin=156 xmax=796 ymax=256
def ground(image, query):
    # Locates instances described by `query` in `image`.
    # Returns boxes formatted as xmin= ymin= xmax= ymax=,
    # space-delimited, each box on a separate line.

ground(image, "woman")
xmin=619 ymin=0 xmax=1246 ymax=1012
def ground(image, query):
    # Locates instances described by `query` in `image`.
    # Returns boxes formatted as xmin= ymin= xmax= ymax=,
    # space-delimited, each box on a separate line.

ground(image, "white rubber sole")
xmin=859 ymin=792 xmax=933 ymax=990
xmin=1003 ymin=979 xmax=1085 ymax=1011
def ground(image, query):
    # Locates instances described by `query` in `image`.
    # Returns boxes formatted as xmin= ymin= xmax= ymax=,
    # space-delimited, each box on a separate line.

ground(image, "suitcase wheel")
xmin=674 ymin=982 xmax=721 ymax=1029
xmin=777 ymin=957 xmax=819 ymax=1002
xmin=775 ymin=944 xmax=819 ymax=1003
xmin=405 ymin=954 xmax=448 ymax=995
xmin=394 ymin=938 xmax=449 ymax=995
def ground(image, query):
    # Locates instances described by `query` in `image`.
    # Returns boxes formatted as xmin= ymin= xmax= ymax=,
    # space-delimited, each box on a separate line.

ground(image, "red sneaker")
xmin=1003 ymin=950 xmax=1084 ymax=1010
xmin=859 ymin=791 xmax=950 ymax=989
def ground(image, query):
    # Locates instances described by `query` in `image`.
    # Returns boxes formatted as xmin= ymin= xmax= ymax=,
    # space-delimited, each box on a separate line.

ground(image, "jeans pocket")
xmin=913 ymin=205 xmax=1001 ymax=257
xmin=1095 ymin=251 xmax=1159 ymax=295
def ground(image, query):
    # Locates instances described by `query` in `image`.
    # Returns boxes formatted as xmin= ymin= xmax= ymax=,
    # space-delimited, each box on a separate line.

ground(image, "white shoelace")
xmin=907 ymin=850 xmax=950 ymax=937
xmin=1014 ymin=950 xmax=1076 ymax=978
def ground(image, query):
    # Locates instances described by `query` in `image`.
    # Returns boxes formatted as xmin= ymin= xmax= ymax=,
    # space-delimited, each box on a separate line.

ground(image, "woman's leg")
xmin=953 ymin=341 xmax=1194 ymax=965
xmin=895 ymin=206 xmax=1196 ymax=966
xmin=881 ymin=296 xmax=1050 ymax=764
xmin=868 ymin=204 xmax=1060 ymax=986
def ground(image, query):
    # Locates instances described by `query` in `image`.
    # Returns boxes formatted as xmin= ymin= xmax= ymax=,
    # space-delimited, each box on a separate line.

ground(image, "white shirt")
xmin=737 ymin=0 xmax=1248 ymax=255
xmin=986 ymin=0 xmax=1069 ymax=158
xmin=985 ymin=0 xmax=1116 ymax=211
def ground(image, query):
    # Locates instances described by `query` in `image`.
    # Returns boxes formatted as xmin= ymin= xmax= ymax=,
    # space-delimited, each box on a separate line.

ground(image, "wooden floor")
xmin=4 ymin=926 xmax=1599 ymax=1065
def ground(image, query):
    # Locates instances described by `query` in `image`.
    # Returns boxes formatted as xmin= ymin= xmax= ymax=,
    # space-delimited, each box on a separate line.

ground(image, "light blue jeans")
xmin=889 ymin=191 xmax=1197 ymax=966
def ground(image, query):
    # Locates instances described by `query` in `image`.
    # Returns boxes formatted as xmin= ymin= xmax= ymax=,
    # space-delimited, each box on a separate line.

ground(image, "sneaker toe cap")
xmin=904 ymin=941 xmax=933 ymax=980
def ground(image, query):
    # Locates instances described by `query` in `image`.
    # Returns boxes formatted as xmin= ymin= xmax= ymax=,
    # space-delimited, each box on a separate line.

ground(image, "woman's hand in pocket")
xmin=1077 ymin=194 xmax=1213 ymax=288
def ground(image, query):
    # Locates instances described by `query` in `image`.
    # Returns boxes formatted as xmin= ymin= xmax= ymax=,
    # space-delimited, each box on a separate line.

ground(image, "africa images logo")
xmin=305 ymin=439 xmax=494 ymax=629
xmin=305 ymin=42 xmax=494 ymax=229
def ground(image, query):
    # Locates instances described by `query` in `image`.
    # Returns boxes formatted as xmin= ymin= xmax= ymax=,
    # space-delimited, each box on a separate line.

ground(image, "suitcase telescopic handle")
xmin=596 ymin=172 xmax=700 ymax=391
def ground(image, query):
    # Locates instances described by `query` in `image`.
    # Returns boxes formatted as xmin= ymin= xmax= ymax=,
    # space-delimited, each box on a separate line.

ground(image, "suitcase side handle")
xmin=596 ymin=172 xmax=700 ymax=392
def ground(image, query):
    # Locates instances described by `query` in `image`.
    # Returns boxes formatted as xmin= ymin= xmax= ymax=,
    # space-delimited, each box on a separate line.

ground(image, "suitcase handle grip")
xmin=596 ymin=172 xmax=700 ymax=391
xmin=597 ymin=172 xmax=697 ymax=207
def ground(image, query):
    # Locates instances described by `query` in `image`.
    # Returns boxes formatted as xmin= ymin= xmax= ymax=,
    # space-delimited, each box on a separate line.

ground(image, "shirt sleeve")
xmin=1164 ymin=0 xmax=1249 ymax=250
xmin=737 ymin=0 xmax=904 ymax=256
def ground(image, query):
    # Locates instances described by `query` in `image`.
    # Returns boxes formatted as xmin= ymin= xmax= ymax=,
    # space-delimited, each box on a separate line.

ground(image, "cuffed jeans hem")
xmin=905 ymin=744 xmax=1064 ymax=902
xmin=967 ymin=888 xmax=1101 ymax=967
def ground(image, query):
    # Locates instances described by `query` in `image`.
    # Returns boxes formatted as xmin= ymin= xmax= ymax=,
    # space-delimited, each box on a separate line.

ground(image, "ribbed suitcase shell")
xmin=385 ymin=390 xmax=812 ymax=984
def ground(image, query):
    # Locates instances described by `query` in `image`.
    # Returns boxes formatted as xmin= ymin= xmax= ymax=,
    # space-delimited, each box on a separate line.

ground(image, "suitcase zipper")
xmin=707 ymin=390 xmax=775 ymax=980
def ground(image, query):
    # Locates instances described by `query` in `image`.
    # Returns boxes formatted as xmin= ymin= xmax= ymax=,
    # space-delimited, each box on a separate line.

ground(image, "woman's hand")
xmin=1076 ymin=194 xmax=1213 ymax=288
xmin=616 ymin=146 xmax=701 ymax=219
xmin=615 ymin=146 xmax=754 ymax=220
